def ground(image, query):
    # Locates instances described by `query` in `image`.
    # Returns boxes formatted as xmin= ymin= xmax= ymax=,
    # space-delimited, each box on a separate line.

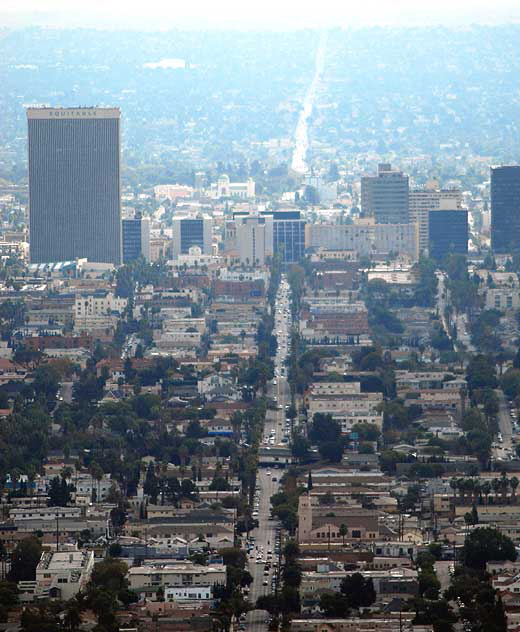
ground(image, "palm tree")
xmin=511 ymin=476 xmax=519 ymax=503
xmin=481 ymin=481 xmax=492 ymax=504
xmin=492 ymin=478 xmax=502 ymax=502
xmin=449 ymin=478 xmax=458 ymax=497
xmin=339 ymin=523 xmax=348 ymax=546
xmin=500 ymin=472 xmax=510 ymax=502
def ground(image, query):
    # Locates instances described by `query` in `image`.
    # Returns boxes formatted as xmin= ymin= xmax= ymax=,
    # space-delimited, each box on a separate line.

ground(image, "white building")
xmin=34 ymin=549 xmax=94 ymax=600
xmin=74 ymin=292 xmax=127 ymax=330
xmin=308 ymin=219 xmax=418 ymax=259
xmin=165 ymin=585 xmax=212 ymax=601
xmin=211 ymin=174 xmax=255 ymax=199
xmin=128 ymin=561 xmax=226 ymax=590
xmin=236 ymin=213 xmax=269 ymax=266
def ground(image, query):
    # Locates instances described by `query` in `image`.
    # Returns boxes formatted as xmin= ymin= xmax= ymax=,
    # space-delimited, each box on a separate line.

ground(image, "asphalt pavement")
xmin=244 ymin=276 xmax=292 ymax=632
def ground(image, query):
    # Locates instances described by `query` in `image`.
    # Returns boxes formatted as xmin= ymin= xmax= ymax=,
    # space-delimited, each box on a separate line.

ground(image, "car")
xmin=263 ymin=580 xmax=269 ymax=586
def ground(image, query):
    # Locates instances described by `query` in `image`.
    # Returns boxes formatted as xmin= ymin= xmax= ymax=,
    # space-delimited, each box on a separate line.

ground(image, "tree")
xmin=291 ymin=434 xmax=310 ymax=460
xmin=8 ymin=537 xmax=42 ymax=582
xmin=462 ymin=527 xmax=517 ymax=570
xmin=319 ymin=591 xmax=350 ymax=617
xmin=339 ymin=523 xmax=348 ymax=545
xmin=308 ymin=413 xmax=341 ymax=443
xmin=319 ymin=441 xmax=344 ymax=463
xmin=341 ymin=573 xmax=376 ymax=608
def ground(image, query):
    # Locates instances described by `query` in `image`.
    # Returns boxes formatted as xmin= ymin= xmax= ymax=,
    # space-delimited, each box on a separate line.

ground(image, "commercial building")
xmin=27 ymin=107 xmax=122 ymax=265
xmin=428 ymin=205 xmax=468 ymax=261
xmin=122 ymin=215 xmax=151 ymax=263
xmin=171 ymin=215 xmax=213 ymax=259
xmin=491 ymin=166 xmax=520 ymax=254
xmin=361 ymin=163 xmax=409 ymax=224
xmin=307 ymin=220 xmax=418 ymax=259
xmin=409 ymin=188 xmax=462 ymax=255
xmin=231 ymin=210 xmax=305 ymax=265
xmin=269 ymin=210 xmax=306 ymax=265
xmin=235 ymin=212 xmax=269 ymax=266
xmin=25 ymin=549 xmax=95 ymax=601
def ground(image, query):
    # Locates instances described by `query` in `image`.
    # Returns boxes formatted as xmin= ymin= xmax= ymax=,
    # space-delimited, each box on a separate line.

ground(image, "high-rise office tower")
xmin=361 ymin=163 xmax=409 ymax=224
xmin=171 ymin=215 xmax=213 ymax=259
xmin=122 ymin=215 xmax=151 ymax=263
xmin=491 ymin=166 xmax=520 ymax=254
xmin=428 ymin=203 xmax=468 ymax=261
xmin=266 ymin=210 xmax=305 ymax=265
xmin=27 ymin=107 xmax=122 ymax=265
xmin=235 ymin=213 xmax=269 ymax=266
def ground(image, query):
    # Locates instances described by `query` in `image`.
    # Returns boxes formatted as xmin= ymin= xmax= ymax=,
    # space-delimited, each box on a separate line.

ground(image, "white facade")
xmin=35 ymin=550 xmax=94 ymax=600
xmin=74 ymin=292 xmax=127 ymax=330
xmin=212 ymin=174 xmax=255 ymax=199
xmin=165 ymin=585 xmax=212 ymax=601
xmin=236 ymin=214 xmax=268 ymax=266
xmin=128 ymin=562 xmax=226 ymax=590
xmin=308 ymin=220 xmax=418 ymax=259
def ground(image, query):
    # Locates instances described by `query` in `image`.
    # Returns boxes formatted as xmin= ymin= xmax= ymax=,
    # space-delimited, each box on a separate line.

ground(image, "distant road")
xmin=291 ymin=31 xmax=328 ymax=174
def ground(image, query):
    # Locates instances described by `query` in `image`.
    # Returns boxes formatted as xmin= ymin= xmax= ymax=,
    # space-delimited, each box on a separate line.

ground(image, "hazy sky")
xmin=2 ymin=0 xmax=520 ymax=29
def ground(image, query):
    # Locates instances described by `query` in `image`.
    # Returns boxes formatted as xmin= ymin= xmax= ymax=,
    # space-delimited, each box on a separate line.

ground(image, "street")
xmin=244 ymin=275 xmax=292 ymax=631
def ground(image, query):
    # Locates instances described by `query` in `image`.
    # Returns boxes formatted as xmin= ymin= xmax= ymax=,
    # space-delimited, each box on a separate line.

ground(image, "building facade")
xmin=122 ymin=215 xmax=151 ymax=263
xmin=428 ymin=208 xmax=468 ymax=261
xmin=409 ymin=188 xmax=462 ymax=255
xmin=171 ymin=215 xmax=213 ymax=258
xmin=361 ymin=163 xmax=409 ymax=224
xmin=491 ymin=166 xmax=520 ymax=254
xmin=27 ymin=107 xmax=122 ymax=265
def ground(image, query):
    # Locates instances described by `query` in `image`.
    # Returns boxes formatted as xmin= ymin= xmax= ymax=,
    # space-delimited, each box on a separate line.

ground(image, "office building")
xmin=231 ymin=210 xmax=305 ymax=265
xmin=171 ymin=215 xmax=213 ymax=259
xmin=361 ymin=163 xmax=409 ymax=224
xmin=428 ymin=205 xmax=468 ymax=261
xmin=268 ymin=210 xmax=306 ymax=265
xmin=235 ymin=212 xmax=270 ymax=266
xmin=122 ymin=215 xmax=151 ymax=263
xmin=491 ymin=166 xmax=520 ymax=254
xmin=409 ymin=188 xmax=462 ymax=255
xmin=27 ymin=107 xmax=121 ymax=265
xmin=307 ymin=220 xmax=418 ymax=259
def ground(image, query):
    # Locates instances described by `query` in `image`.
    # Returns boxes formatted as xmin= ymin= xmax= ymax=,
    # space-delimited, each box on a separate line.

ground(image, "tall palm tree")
xmin=339 ymin=523 xmax=348 ymax=546
xmin=481 ymin=481 xmax=492 ymax=504
xmin=511 ymin=476 xmax=519 ymax=503
xmin=492 ymin=478 xmax=502 ymax=502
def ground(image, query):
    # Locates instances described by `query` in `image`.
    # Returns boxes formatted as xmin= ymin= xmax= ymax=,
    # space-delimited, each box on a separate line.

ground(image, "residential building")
xmin=361 ymin=163 xmax=409 ymax=224
xmin=127 ymin=561 xmax=226 ymax=591
xmin=27 ymin=107 xmax=122 ymax=265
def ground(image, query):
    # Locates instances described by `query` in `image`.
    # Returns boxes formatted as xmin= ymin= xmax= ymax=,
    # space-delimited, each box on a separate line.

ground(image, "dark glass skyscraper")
xmin=428 ymin=209 xmax=468 ymax=261
xmin=27 ymin=107 xmax=122 ymax=264
xmin=491 ymin=166 xmax=520 ymax=254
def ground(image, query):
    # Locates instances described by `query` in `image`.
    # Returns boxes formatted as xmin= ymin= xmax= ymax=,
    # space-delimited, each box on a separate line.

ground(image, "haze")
xmin=3 ymin=0 xmax=520 ymax=29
